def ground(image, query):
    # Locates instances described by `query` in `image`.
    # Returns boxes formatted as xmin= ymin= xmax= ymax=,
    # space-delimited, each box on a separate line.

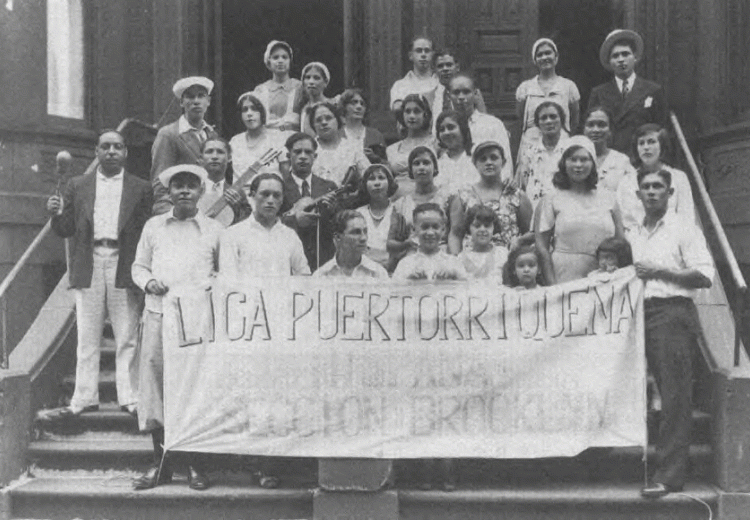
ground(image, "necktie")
xmin=442 ymin=87 xmax=452 ymax=111
xmin=301 ymin=179 xmax=310 ymax=198
xmin=621 ymin=80 xmax=629 ymax=100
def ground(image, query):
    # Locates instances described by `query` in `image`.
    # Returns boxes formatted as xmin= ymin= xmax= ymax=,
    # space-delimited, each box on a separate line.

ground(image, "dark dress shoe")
xmin=133 ymin=464 xmax=173 ymax=490
xmin=188 ymin=465 xmax=210 ymax=490
xmin=641 ymin=482 xmax=682 ymax=499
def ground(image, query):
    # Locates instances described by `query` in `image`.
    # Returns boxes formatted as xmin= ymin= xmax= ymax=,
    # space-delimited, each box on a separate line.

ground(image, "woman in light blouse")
xmin=251 ymin=40 xmax=301 ymax=132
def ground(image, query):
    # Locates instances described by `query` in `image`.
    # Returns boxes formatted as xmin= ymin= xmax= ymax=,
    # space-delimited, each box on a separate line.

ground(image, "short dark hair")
xmin=285 ymin=132 xmax=318 ymax=151
xmin=413 ymin=202 xmax=445 ymax=223
xmin=407 ymin=146 xmax=439 ymax=179
xmin=308 ymin=101 xmax=343 ymax=134
xmin=534 ymin=100 xmax=567 ymax=133
xmin=553 ymin=145 xmax=598 ymax=191
xmin=435 ymin=110 xmax=473 ymax=155
xmin=636 ymin=168 xmax=672 ymax=189
xmin=339 ymin=88 xmax=369 ymax=120
xmin=332 ymin=209 xmax=365 ymax=236
xmin=611 ymin=37 xmax=637 ymax=55
xmin=433 ymin=48 xmax=457 ymax=64
xmin=410 ymin=36 xmax=433 ymax=51
xmin=200 ymin=136 xmax=231 ymax=154
xmin=581 ymin=105 xmax=614 ymax=134
xmin=449 ymin=72 xmax=474 ymax=91
xmin=503 ymin=244 xmax=546 ymax=287
xmin=248 ymin=172 xmax=284 ymax=195
xmin=97 ymin=128 xmax=125 ymax=143
xmin=360 ymin=164 xmax=398 ymax=201
xmin=237 ymin=93 xmax=267 ymax=126
xmin=596 ymin=237 xmax=633 ymax=268
xmin=396 ymin=94 xmax=432 ymax=132
xmin=631 ymin=124 xmax=672 ymax=168
xmin=463 ymin=204 xmax=500 ymax=236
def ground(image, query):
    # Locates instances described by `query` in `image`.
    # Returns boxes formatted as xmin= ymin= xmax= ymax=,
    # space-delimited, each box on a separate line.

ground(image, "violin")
xmin=286 ymin=165 xmax=361 ymax=215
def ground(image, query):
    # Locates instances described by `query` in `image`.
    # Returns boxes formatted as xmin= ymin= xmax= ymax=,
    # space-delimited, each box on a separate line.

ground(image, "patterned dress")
xmin=456 ymin=183 xmax=522 ymax=250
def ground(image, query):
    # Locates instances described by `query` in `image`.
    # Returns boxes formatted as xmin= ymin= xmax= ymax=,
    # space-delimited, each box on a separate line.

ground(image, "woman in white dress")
xmin=309 ymin=102 xmax=370 ymax=187
xmin=386 ymin=93 xmax=437 ymax=198
xmin=355 ymin=164 xmax=401 ymax=270
xmin=228 ymin=93 xmax=287 ymax=193
xmin=434 ymin=110 xmax=477 ymax=194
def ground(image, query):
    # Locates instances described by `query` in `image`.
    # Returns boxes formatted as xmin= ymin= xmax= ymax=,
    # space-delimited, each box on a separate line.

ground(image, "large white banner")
xmin=163 ymin=268 xmax=646 ymax=458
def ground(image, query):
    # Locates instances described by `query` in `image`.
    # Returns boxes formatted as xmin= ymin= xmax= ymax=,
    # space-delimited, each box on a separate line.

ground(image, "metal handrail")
xmin=670 ymin=112 xmax=748 ymax=366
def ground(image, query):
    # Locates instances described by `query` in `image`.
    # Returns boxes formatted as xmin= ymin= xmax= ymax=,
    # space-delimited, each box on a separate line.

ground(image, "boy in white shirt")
xmin=393 ymin=202 xmax=467 ymax=281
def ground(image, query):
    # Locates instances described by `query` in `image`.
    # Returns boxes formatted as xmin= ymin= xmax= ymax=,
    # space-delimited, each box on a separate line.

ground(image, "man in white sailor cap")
xmin=588 ymin=29 xmax=667 ymax=153
xmin=151 ymin=76 xmax=219 ymax=214
xmin=131 ymin=163 xmax=223 ymax=491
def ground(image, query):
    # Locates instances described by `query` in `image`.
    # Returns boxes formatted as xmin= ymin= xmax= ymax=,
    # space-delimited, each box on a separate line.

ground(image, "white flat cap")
xmin=158 ymin=164 xmax=209 ymax=187
xmin=172 ymin=76 xmax=214 ymax=99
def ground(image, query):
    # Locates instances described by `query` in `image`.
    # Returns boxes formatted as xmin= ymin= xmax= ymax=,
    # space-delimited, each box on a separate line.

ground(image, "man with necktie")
xmin=588 ymin=30 xmax=667 ymax=153
xmin=151 ymin=76 xmax=219 ymax=214
xmin=279 ymin=132 xmax=338 ymax=272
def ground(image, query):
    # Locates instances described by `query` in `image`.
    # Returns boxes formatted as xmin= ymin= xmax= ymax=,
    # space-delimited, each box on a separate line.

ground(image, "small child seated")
xmin=458 ymin=205 xmax=508 ymax=280
xmin=587 ymin=236 xmax=633 ymax=280
xmin=392 ymin=202 xmax=467 ymax=281
xmin=503 ymin=244 xmax=544 ymax=289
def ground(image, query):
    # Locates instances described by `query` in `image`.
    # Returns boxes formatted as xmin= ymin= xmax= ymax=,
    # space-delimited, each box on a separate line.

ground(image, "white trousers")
xmin=70 ymin=247 xmax=141 ymax=410
xmin=137 ymin=310 xmax=163 ymax=431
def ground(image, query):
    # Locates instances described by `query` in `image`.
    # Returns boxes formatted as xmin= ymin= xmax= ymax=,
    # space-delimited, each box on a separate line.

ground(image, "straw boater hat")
xmin=172 ymin=77 xmax=214 ymax=99
xmin=158 ymin=164 xmax=209 ymax=187
xmin=599 ymin=29 xmax=644 ymax=70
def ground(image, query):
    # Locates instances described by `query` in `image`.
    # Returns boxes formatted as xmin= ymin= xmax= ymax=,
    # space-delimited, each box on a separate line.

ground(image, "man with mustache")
xmin=588 ymin=30 xmax=667 ymax=154
xmin=151 ymin=76 xmax=219 ymax=214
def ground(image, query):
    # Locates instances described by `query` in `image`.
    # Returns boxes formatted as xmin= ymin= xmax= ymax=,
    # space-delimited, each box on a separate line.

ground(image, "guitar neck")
xmin=205 ymin=153 xmax=279 ymax=218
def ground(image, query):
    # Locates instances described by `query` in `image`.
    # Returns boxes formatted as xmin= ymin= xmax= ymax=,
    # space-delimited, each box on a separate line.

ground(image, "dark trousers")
xmin=644 ymin=296 xmax=701 ymax=488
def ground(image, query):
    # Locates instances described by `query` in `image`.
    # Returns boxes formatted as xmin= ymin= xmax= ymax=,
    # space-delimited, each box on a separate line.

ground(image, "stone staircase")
xmin=2 ymin=326 xmax=720 ymax=519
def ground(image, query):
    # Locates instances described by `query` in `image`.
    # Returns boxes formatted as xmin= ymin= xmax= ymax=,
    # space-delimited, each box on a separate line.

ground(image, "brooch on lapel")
xmin=644 ymin=96 xmax=653 ymax=108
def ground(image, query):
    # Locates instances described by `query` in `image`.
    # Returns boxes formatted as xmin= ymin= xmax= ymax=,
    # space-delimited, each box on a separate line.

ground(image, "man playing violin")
xmin=280 ymin=132 xmax=339 ymax=272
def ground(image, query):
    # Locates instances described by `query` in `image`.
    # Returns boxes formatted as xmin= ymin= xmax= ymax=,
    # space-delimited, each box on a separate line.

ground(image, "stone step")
xmin=61 ymin=370 xmax=118 ymax=404
xmin=6 ymin=476 xmax=313 ymax=520
xmin=35 ymin=402 xmax=140 ymax=435
xmin=398 ymin=483 xmax=718 ymax=520
xmin=27 ymin=426 xmax=713 ymax=484
xmin=5 ymin=477 xmax=717 ymax=520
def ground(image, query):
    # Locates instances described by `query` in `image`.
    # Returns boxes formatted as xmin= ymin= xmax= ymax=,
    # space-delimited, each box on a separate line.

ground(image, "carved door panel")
xmin=456 ymin=0 xmax=539 ymax=127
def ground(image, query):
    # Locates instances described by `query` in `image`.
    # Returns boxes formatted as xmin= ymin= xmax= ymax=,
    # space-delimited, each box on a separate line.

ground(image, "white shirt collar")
xmin=615 ymin=73 xmax=636 ymax=93
xmin=96 ymin=167 xmax=124 ymax=181
xmin=178 ymin=114 xmax=210 ymax=134
xmin=292 ymin=172 xmax=312 ymax=192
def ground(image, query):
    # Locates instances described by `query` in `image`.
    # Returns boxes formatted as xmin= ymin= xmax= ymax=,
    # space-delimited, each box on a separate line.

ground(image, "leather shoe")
xmin=133 ymin=464 xmax=173 ymax=490
xmin=641 ymin=482 xmax=682 ymax=499
xmin=188 ymin=465 xmax=210 ymax=490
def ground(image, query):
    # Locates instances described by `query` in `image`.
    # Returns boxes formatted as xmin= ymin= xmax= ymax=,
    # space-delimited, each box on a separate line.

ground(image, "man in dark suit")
xmin=588 ymin=29 xmax=667 ymax=154
xmin=150 ymin=76 xmax=219 ymax=214
xmin=46 ymin=130 xmax=152 ymax=417
xmin=280 ymin=132 xmax=338 ymax=272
